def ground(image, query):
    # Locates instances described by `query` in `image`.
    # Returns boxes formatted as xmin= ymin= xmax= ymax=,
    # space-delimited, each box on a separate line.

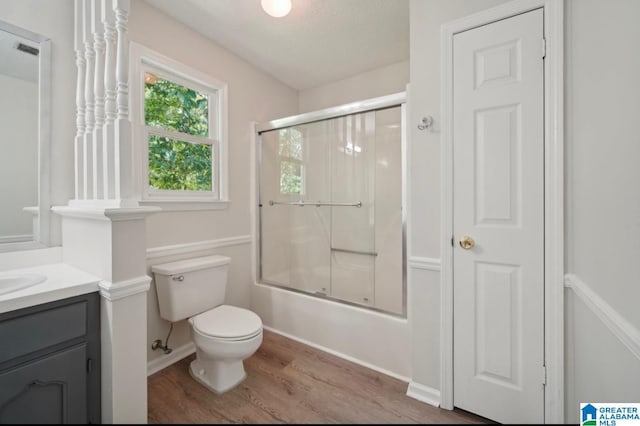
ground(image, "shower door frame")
xmin=254 ymin=91 xmax=408 ymax=318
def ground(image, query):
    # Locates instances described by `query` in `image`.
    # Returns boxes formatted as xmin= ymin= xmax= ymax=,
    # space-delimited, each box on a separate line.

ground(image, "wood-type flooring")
xmin=148 ymin=330 xmax=492 ymax=424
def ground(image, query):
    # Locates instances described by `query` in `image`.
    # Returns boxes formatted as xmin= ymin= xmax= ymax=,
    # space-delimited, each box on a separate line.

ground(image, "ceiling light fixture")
xmin=261 ymin=0 xmax=292 ymax=18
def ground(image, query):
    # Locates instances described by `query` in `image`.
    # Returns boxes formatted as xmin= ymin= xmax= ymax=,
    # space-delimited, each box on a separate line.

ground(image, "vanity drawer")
xmin=0 ymin=299 xmax=87 ymax=364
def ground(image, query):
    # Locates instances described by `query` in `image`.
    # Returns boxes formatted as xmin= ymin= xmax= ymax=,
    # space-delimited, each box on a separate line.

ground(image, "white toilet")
xmin=152 ymin=255 xmax=263 ymax=394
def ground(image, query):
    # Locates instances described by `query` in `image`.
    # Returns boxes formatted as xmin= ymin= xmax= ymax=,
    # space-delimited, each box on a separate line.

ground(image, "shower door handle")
xmin=268 ymin=200 xmax=362 ymax=208
xmin=330 ymin=247 xmax=378 ymax=257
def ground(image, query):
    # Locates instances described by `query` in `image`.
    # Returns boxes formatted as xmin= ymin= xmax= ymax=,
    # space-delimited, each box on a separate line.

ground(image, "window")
xmin=132 ymin=44 xmax=228 ymax=208
xmin=278 ymin=128 xmax=304 ymax=195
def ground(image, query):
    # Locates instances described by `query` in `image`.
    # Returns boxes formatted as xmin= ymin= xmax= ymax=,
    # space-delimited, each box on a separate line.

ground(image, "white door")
xmin=452 ymin=9 xmax=544 ymax=424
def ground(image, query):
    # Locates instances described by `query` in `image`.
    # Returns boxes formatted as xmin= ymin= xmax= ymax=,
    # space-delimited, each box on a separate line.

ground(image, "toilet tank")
xmin=151 ymin=255 xmax=231 ymax=322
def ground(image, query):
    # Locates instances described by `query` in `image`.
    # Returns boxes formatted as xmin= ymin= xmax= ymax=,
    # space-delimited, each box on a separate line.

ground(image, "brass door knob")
xmin=459 ymin=236 xmax=475 ymax=249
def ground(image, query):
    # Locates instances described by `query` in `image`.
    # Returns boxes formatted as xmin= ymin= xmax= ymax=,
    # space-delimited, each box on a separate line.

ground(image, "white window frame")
xmin=130 ymin=43 xmax=229 ymax=211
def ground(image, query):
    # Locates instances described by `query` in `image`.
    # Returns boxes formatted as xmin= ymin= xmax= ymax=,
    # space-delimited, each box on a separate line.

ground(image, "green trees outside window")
xmin=278 ymin=128 xmax=304 ymax=195
xmin=148 ymin=136 xmax=212 ymax=191
xmin=144 ymin=73 xmax=213 ymax=191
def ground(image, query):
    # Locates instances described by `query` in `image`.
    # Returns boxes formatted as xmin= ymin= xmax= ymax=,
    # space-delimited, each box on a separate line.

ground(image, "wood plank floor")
xmin=148 ymin=330 xmax=491 ymax=424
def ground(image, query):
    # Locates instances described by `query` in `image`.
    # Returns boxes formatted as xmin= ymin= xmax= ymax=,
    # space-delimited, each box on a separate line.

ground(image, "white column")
xmin=74 ymin=0 xmax=86 ymax=201
xmin=92 ymin=0 xmax=106 ymax=200
xmin=99 ymin=213 xmax=152 ymax=424
xmin=102 ymin=0 xmax=117 ymax=200
xmin=63 ymin=0 xmax=157 ymax=422
xmin=83 ymin=0 xmax=95 ymax=200
xmin=113 ymin=0 xmax=135 ymax=205
xmin=100 ymin=286 xmax=149 ymax=424
xmin=114 ymin=0 xmax=129 ymax=122
xmin=54 ymin=207 xmax=159 ymax=424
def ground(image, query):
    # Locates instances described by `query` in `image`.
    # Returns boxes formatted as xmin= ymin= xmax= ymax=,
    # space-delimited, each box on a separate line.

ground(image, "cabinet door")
xmin=0 ymin=344 xmax=87 ymax=424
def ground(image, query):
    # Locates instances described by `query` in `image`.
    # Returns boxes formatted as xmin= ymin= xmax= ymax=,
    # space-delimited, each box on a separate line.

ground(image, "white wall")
xmin=4 ymin=1 xmax=636 ymax=422
xmin=0 ymin=74 xmax=38 ymax=240
xmin=566 ymin=0 xmax=640 ymax=336
xmin=564 ymin=0 xmax=640 ymax=421
xmin=298 ymin=60 xmax=409 ymax=113
xmin=408 ymin=0 xmax=509 ymax=391
xmin=127 ymin=1 xmax=299 ymax=365
xmin=0 ymin=0 xmax=76 ymax=246
xmin=409 ymin=0 xmax=640 ymax=420
xmin=565 ymin=283 xmax=640 ymax=423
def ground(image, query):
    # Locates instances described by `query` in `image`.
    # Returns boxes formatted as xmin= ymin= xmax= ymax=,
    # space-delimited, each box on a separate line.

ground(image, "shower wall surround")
xmin=258 ymin=101 xmax=405 ymax=316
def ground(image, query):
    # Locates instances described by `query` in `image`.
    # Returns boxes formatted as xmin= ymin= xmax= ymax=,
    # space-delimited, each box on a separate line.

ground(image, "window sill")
xmin=138 ymin=199 xmax=230 ymax=212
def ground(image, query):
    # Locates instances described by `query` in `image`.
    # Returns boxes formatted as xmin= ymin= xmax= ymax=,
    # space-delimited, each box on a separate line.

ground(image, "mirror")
xmin=0 ymin=20 xmax=50 ymax=252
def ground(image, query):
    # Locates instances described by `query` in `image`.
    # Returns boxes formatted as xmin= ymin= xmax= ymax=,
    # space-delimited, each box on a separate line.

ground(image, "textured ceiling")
xmin=144 ymin=0 xmax=409 ymax=90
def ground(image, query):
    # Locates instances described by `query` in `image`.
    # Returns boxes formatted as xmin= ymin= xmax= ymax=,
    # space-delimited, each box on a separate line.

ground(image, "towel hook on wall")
xmin=417 ymin=116 xmax=434 ymax=131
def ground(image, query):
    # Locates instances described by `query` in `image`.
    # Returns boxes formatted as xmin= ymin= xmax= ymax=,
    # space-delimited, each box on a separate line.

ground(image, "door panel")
xmin=453 ymin=9 xmax=544 ymax=424
xmin=474 ymin=262 xmax=522 ymax=387
xmin=475 ymin=104 xmax=520 ymax=225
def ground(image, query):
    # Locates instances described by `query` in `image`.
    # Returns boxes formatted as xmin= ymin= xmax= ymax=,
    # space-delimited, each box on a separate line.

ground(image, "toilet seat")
xmin=190 ymin=305 xmax=262 ymax=341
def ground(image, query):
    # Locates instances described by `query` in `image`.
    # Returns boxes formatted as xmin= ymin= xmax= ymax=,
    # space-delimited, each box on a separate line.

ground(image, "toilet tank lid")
xmin=151 ymin=255 xmax=231 ymax=276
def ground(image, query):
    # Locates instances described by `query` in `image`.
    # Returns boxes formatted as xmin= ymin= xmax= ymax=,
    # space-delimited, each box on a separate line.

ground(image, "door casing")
xmin=440 ymin=0 xmax=564 ymax=423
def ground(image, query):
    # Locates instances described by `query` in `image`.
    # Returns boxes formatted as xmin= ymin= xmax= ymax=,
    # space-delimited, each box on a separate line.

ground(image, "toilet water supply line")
xmin=152 ymin=323 xmax=173 ymax=354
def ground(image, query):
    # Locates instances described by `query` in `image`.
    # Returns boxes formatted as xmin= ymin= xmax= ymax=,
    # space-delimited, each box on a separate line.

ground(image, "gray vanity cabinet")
xmin=0 ymin=293 xmax=101 ymax=424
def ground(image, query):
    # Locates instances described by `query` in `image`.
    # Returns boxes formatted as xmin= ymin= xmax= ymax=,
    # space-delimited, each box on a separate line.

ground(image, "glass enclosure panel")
xmin=373 ymin=107 xmax=403 ymax=314
xmin=261 ymin=121 xmax=331 ymax=295
xmin=259 ymin=106 xmax=403 ymax=315
xmin=329 ymin=112 xmax=376 ymax=306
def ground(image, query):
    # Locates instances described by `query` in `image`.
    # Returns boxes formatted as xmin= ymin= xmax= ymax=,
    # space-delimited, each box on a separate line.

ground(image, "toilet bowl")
xmin=188 ymin=304 xmax=263 ymax=393
xmin=152 ymin=256 xmax=263 ymax=394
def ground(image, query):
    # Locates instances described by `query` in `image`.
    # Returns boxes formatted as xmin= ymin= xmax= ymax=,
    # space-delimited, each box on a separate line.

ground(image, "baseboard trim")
xmin=565 ymin=273 xmax=640 ymax=361
xmin=263 ymin=325 xmax=410 ymax=383
xmin=408 ymin=256 xmax=441 ymax=271
xmin=147 ymin=235 xmax=252 ymax=260
xmin=147 ymin=341 xmax=196 ymax=376
xmin=406 ymin=381 xmax=441 ymax=407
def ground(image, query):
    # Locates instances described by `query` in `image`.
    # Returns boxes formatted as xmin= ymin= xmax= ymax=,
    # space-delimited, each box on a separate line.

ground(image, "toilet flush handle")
xmin=172 ymin=275 xmax=185 ymax=282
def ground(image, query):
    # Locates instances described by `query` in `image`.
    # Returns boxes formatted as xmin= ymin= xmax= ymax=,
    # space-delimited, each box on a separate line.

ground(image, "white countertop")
xmin=0 ymin=263 xmax=101 ymax=314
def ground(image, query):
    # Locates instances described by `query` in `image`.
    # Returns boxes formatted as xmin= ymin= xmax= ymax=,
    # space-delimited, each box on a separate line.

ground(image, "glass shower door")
xmin=260 ymin=121 xmax=331 ymax=295
xmin=328 ymin=112 xmax=376 ymax=306
xmin=258 ymin=104 xmax=404 ymax=315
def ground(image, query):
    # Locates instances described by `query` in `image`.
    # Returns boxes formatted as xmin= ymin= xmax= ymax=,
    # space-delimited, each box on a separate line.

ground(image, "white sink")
xmin=0 ymin=273 xmax=47 ymax=296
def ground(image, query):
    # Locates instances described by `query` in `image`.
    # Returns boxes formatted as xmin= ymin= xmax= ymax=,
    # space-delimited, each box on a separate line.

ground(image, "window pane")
xmin=278 ymin=128 xmax=303 ymax=160
xmin=280 ymin=160 xmax=302 ymax=194
xmin=144 ymin=72 xmax=209 ymax=137
xmin=148 ymin=135 xmax=212 ymax=191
